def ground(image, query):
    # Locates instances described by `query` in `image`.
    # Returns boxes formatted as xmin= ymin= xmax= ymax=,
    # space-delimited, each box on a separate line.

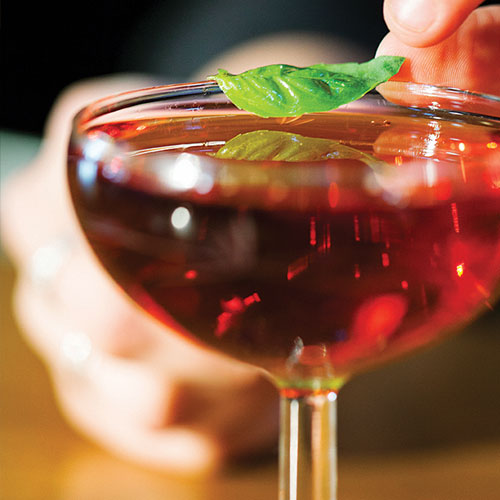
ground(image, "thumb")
xmin=383 ymin=0 xmax=484 ymax=47
xmin=377 ymin=5 xmax=500 ymax=96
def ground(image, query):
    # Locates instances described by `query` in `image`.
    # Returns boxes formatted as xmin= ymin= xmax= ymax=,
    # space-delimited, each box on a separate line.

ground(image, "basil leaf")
xmin=212 ymin=130 xmax=384 ymax=167
xmin=208 ymin=56 xmax=405 ymax=118
xmin=310 ymin=56 xmax=406 ymax=88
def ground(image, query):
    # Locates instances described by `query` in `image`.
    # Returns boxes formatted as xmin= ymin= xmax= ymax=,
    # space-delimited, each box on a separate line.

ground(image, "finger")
xmin=383 ymin=0 xmax=484 ymax=47
xmin=166 ymin=373 xmax=279 ymax=459
xmin=53 ymin=357 xmax=277 ymax=471
xmin=377 ymin=5 xmax=500 ymax=96
xmin=54 ymin=374 xmax=223 ymax=474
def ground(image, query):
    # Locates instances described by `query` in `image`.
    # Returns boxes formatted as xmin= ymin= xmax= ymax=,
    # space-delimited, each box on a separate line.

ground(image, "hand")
xmin=377 ymin=0 xmax=500 ymax=96
xmin=0 ymin=75 xmax=279 ymax=474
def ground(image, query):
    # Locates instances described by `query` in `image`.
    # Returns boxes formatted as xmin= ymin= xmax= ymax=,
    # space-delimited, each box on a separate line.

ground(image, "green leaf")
xmin=208 ymin=56 xmax=405 ymax=118
xmin=212 ymin=130 xmax=384 ymax=167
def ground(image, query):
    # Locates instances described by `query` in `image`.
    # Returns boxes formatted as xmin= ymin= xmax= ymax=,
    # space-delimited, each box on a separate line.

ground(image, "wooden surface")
xmin=1 ymin=256 xmax=500 ymax=500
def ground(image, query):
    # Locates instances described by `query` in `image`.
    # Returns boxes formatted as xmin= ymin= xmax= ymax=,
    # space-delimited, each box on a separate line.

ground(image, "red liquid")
xmin=68 ymin=110 xmax=500 ymax=384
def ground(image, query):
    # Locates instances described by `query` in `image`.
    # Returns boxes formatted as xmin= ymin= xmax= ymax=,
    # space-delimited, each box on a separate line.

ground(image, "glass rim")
xmin=74 ymin=80 xmax=500 ymax=129
xmin=69 ymin=80 xmax=500 ymax=212
xmin=384 ymin=81 xmax=500 ymax=103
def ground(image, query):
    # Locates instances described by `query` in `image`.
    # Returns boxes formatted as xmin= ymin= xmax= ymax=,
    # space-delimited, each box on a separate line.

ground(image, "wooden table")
xmin=1 ymin=256 xmax=499 ymax=499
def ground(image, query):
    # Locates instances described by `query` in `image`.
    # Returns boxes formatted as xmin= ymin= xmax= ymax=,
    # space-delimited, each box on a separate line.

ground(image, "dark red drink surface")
xmin=68 ymin=110 xmax=500 ymax=385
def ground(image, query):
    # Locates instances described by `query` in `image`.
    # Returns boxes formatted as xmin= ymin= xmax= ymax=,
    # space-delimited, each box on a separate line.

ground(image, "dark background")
xmin=3 ymin=1 xmax=497 ymax=135
xmin=2 ymin=0 xmax=390 ymax=134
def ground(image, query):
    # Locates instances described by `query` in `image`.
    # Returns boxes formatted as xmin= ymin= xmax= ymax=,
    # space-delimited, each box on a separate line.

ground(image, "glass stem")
xmin=279 ymin=390 xmax=337 ymax=500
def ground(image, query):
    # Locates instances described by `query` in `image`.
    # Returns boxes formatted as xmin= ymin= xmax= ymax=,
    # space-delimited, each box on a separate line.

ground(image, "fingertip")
xmin=375 ymin=33 xmax=413 ymax=81
xmin=384 ymin=0 xmax=483 ymax=47
xmin=384 ymin=0 xmax=436 ymax=47
xmin=116 ymin=428 xmax=223 ymax=476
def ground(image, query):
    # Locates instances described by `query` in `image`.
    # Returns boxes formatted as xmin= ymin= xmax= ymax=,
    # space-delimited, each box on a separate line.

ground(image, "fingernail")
xmin=389 ymin=0 xmax=436 ymax=33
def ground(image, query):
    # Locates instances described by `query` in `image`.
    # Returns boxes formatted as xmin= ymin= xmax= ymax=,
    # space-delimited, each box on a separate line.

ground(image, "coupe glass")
xmin=67 ymin=81 xmax=500 ymax=499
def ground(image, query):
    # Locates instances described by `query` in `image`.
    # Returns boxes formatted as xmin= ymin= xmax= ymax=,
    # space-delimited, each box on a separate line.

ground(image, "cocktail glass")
xmin=67 ymin=81 xmax=500 ymax=499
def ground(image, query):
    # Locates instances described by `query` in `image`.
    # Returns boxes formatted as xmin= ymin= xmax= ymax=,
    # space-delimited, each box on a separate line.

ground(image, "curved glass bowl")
xmin=69 ymin=81 xmax=500 ymax=385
